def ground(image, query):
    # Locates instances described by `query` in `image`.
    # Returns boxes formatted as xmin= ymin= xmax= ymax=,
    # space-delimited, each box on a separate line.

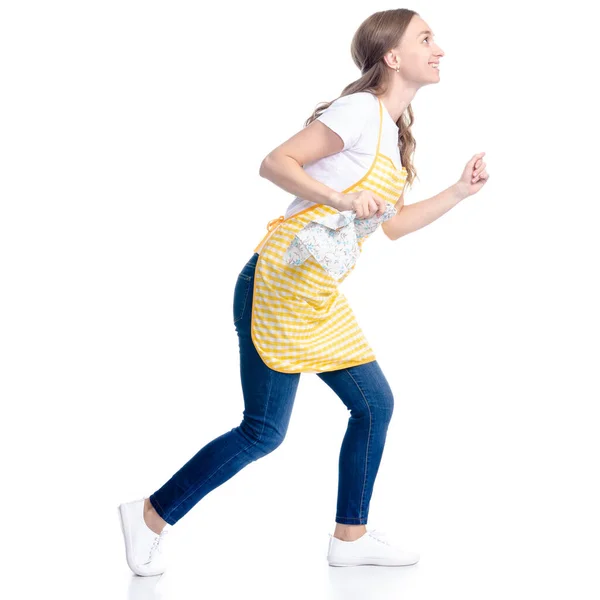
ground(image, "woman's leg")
xmin=148 ymin=253 xmax=301 ymax=527
xmin=316 ymin=359 xmax=394 ymax=537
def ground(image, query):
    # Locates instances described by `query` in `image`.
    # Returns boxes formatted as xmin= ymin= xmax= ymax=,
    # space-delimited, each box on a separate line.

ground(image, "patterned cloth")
xmin=283 ymin=203 xmax=397 ymax=280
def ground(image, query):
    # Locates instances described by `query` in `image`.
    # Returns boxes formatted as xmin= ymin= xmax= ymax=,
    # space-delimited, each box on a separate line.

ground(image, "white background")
xmin=2 ymin=0 xmax=599 ymax=598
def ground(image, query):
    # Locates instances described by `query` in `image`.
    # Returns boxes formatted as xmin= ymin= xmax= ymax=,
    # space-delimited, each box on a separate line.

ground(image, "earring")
xmin=395 ymin=66 xmax=400 ymax=72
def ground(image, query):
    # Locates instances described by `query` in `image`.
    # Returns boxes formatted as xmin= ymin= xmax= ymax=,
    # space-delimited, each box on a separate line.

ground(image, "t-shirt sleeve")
xmin=316 ymin=92 xmax=373 ymax=152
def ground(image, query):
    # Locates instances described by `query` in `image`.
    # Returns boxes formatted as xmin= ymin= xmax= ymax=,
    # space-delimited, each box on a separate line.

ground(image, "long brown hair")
xmin=304 ymin=9 xmax=419 ymax=188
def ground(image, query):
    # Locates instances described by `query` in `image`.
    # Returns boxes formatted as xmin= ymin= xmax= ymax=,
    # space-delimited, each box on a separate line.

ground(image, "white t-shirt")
xmin=284 ymin=91 xmax=402 ymax=219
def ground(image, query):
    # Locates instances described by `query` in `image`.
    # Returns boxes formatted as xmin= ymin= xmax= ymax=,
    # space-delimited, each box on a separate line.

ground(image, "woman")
xmin=118 ymin=8 xmax=489 ymax=575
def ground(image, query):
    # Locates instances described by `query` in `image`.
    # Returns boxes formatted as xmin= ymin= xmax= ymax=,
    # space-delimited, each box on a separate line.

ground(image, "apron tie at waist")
xmin=254 ymin=215 xmax=286 ymax=254
xmin=267 ymin=215 xmax=285 ymax=231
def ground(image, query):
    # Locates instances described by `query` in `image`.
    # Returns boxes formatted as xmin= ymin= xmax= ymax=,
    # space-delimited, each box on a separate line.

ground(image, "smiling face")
xmin=387 ymin=15 xmax=445 ymax=86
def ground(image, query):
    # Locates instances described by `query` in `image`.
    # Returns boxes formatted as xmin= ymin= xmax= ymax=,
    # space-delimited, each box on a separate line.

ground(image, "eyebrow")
xmin=418 ymin=30 xmax=434 ymax=37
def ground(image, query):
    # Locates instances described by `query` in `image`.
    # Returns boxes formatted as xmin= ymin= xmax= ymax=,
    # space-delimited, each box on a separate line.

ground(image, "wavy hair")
xmin=304 ymin=8 xmax=419 ymax=188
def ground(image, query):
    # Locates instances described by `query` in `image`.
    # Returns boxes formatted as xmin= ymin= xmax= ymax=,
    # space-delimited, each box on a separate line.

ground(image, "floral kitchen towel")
xmin=283 ymin=203 xmax=397 ymax=280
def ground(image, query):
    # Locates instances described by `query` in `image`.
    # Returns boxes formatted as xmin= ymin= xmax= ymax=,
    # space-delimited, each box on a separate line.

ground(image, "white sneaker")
xmin=118 ymin=497 xmax=171 ymax=576
xmin=327 ymin=528 xmax=420 ymax=567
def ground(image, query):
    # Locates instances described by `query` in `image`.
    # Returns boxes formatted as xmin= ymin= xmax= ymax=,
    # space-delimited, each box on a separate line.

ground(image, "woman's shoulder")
xmin=330 ymin=91 xmax=377 ymax=109
xmin=316 ymin=91 xmax=378 ymax=152
xmin=318 ymin=91 xmax=377 ymax=128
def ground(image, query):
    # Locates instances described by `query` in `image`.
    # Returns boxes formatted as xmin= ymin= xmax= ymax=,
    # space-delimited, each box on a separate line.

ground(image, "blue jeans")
xmin=149 ymin=252 xmax=394 ymax=526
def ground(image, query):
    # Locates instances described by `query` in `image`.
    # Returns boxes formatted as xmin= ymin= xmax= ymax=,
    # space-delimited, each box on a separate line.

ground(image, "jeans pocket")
xmin=233 ymin=273 xmax=253 ymax=324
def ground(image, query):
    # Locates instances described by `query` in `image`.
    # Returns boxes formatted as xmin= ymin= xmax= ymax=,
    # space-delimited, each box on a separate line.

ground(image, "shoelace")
xmin=368 ymin=528 xmax=392 ymax=546
xmin=147 ymin=528 xmax=169 ymax=563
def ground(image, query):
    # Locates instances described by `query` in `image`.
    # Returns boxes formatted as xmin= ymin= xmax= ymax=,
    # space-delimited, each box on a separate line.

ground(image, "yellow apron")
xmin=251 ymin=96 xmax=408 ymax=374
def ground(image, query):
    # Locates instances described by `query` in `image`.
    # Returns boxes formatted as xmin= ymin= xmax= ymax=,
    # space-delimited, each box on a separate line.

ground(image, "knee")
xmin=374 ymin=389 xmax=394 ymax=424
xmin=238 ymin=419 xmax=286 ymax=456
xmin=258 ymin=430 xmax=286 ymax=455
xmin=355 ymin=388 xmax=394 ymax=425
xmin=263 ymin=435 xmax=285 ymax=455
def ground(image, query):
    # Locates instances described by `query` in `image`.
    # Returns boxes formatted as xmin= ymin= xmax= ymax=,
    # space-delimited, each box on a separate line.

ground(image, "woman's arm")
xmin=259 ymin=120 xmax=347 ymax=210
xmin=381 ymin=183 xmax=467 ymax=240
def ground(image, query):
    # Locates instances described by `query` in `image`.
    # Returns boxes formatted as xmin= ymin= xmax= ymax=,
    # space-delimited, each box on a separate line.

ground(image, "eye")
xmin=423 ymin=36 xmax=430 ymax=43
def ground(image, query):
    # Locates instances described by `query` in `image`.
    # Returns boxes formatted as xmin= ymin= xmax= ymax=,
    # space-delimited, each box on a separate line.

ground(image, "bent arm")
xmin=259 ymin=119 xmax=349 ymax=211
xmin=259 ymin=154 xmax=343 ymax=210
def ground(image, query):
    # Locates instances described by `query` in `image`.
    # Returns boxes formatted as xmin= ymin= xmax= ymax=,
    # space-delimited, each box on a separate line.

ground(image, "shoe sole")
xmin=118 ymin=503 xmax=164 ymax=577
xmin=328 ymin=557 xmax=419 ymax=567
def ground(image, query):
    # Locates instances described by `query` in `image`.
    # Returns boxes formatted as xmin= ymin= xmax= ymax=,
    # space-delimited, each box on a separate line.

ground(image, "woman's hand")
xmin=455 ymin=152 xmax=490 ymax=199
xmin=335 ymin=189 xmax=387 ymax=218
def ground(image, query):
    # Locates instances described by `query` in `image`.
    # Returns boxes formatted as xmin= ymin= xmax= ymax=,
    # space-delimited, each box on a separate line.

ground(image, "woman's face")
xmin=391 ymin=15 xmax=445 ymax=86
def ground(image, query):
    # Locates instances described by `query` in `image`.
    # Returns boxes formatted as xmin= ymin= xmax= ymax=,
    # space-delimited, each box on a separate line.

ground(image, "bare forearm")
xmin=385 ymin=183 xmax=467 ymax=240
xmin=259 ymin=154 xmax=343 ymax=210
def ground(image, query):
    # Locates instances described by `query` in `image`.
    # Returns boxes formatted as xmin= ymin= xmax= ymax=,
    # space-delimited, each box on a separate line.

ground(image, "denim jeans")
xmin=149 ymin=252 xmax=394 ymax=526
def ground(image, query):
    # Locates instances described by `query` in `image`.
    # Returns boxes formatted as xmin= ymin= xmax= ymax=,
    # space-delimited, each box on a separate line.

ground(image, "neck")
xmin=377 ymin=79 xmax=418 ymax=122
